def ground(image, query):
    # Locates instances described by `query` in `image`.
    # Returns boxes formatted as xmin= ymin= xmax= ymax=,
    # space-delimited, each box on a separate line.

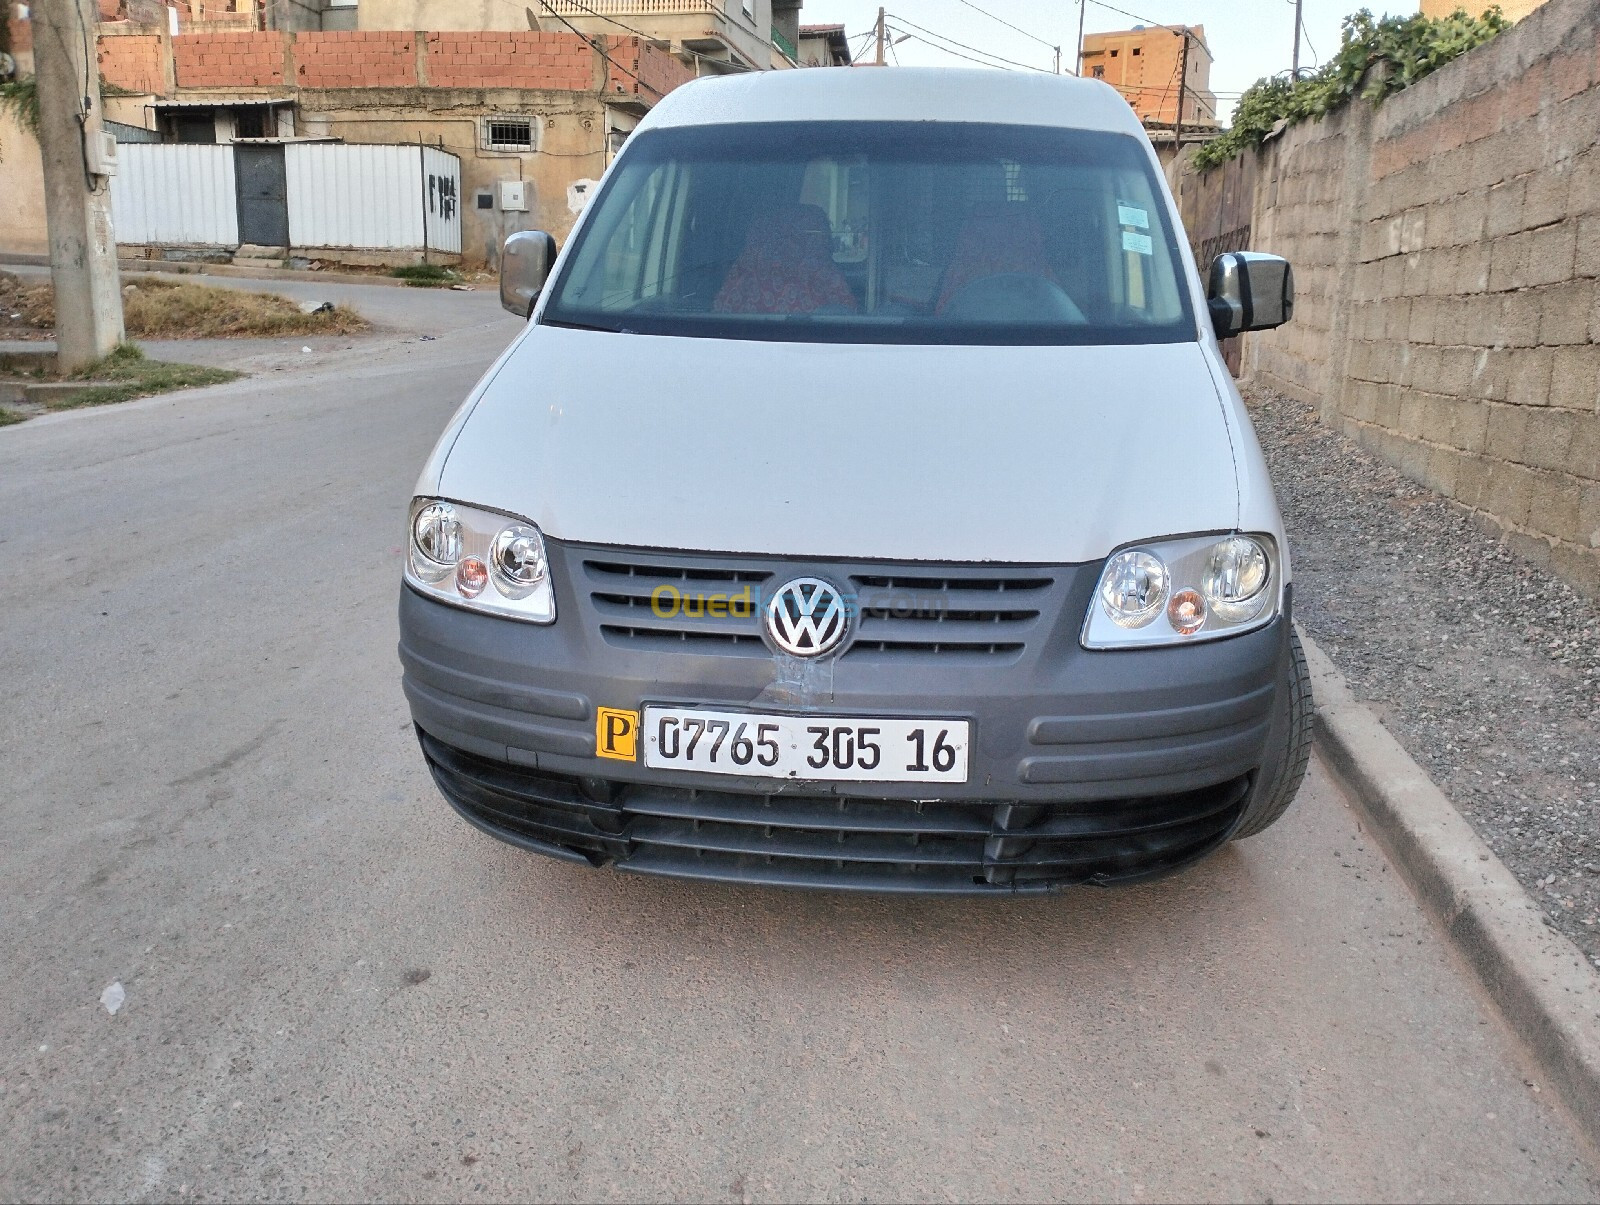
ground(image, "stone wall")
xmin=1235 ymin=0 xmax=1600 ymax=594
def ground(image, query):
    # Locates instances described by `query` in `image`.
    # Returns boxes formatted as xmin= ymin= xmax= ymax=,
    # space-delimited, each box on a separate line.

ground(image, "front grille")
xmin=577 ymin=546 xmax=1056 ymax=661
xmin=583 ymin=554 xmax=773 ymax=654
xmin=421 ymin=732 xmax=1248 ymax=893
xmin=847 ymin=571 xmax=1053 ymax=659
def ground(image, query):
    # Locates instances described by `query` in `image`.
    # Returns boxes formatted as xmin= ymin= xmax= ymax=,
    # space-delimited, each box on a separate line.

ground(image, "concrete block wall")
xmin=1242 ymin=0 xmax=1600 ymax=595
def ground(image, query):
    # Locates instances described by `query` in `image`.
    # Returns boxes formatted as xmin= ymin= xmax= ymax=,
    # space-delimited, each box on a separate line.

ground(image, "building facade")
xmin=1421 ymin=0 xmax=1548 ymax=20
xmin=1079 ymin=24 xmax=1215 ymax=129
xmin=1 ymin=2 xmax=810 ymax=266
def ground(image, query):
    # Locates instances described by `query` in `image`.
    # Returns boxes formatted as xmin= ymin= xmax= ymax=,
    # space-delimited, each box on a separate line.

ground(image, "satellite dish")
xmin=0 ymin=52 xmax=16 ymax=82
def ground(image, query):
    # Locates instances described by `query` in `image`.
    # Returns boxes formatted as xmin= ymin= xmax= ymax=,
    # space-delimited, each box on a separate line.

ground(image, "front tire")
xmin=1233 ymin=627 xmax=1313 ymax=839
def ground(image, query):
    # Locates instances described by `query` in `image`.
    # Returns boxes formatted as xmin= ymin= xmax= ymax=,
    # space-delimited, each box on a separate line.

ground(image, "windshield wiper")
xmin=541 ymin=317 xmax=628 ymax=334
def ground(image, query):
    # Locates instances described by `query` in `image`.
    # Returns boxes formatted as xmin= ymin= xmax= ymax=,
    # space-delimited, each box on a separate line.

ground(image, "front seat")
xmin=935 ymin=205 xmax=1062 ymax=315
xmin=713 ymin=203 xmax=858 ymax=315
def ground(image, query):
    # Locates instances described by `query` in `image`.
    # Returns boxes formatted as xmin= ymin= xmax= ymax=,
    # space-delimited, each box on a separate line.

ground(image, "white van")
xmin=399 ymin=67 xmax=1309 ymax=893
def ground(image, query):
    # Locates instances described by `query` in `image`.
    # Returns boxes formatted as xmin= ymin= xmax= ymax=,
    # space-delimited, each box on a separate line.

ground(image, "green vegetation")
xmin=0 ymin=407 xmax=25 ymax=426
xmin=53 ymin=344 xmax=241 ymax=410
xmin=0 ymin=75 xmax=136 ymax=138
xmin=0 ymin=74 xmax=38 ymax=135
xmin=390 ymin=263 xmax=462 ymax=287
xmin=1193 ymin=7 xmax=1510 ymax=171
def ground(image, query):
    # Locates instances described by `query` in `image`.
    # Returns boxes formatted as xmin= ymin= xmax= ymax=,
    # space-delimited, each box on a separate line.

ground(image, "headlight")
xmin=404 ymin=498 xmax=556 ymax=624
xmin=1082 ymin=533 xmax=1278 ymax=649
xmin=1099 ymin=549 xmax=1168 ymax=628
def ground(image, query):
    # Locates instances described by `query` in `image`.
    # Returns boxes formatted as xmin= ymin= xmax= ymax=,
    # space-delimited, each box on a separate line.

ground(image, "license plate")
xmin=642 ymin=706 xmax=969 ymax=783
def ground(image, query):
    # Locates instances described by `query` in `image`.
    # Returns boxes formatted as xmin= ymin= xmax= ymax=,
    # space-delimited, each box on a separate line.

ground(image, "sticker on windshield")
xmin=1122 ymin=231 xmax=1154 ymax=256
xmin=1117 ymin=203 xmax=1150 ymax=229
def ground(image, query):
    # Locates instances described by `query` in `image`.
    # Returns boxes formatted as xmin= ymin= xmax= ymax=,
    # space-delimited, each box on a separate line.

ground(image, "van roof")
xmin=638 ymin=66 xmax=1147 ymax=138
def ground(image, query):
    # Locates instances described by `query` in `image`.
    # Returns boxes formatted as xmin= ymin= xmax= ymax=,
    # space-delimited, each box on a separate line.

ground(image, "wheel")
xmin=1233 ymin=626 xmax=1313 ymax=839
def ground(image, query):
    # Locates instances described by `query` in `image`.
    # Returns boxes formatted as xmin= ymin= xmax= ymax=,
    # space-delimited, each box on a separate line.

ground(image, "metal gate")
xmin=234 ymin=145 xmax=289 ymax=248
xmin=109 ymin=142 xmax=462 ymax=255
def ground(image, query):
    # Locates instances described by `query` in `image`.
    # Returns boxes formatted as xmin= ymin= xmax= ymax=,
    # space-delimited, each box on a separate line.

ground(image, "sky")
xmin=796 ymin=0 xmax=1419 ymax=121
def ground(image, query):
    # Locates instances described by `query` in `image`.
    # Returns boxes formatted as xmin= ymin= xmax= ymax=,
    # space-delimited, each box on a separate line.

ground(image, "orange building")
xmin=1080 ymin=24 xmax=1216 ymax=129
xmin=1421 ymin=0 xmax=1546 ymax=18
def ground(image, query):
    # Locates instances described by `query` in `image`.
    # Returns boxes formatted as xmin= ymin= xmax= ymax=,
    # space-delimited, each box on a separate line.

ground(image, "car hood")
xmin=435 ymin=325 xmax=1239 ymax=564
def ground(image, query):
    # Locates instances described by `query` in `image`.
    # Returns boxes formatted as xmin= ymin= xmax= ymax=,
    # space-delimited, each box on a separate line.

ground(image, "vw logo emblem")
xmin=765 ymin=577 xmax=848 ymax=657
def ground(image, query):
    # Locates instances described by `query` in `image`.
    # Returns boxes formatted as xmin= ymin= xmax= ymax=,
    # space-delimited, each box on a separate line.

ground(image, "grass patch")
xmin=0 ymin=407 xmax=26 ymax=427
xmin=389 ymin=263 xmax=461 ymax=287
xmin=51 ymin=344 xmax=242 ymax=410
xmin=1 ymin=272 xmax=369 ymax=339
xmin=123 ymin=279 xmax=368 ymax=338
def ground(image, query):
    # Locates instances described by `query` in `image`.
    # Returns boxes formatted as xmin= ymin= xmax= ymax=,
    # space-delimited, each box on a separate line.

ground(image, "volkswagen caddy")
xmin=398 ymin=67 xmax=1310 ymax=893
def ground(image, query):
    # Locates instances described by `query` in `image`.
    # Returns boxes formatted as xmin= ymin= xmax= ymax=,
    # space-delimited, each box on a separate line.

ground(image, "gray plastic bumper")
xmin=398 ymin=550 xmax=1293 ymax=891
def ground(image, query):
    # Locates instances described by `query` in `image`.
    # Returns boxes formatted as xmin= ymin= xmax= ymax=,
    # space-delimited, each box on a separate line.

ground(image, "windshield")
xmin=541 ymin=121 xmax=1195 ymax=346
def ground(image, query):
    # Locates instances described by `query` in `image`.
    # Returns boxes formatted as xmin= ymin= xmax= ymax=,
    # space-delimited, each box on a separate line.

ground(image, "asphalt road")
xmin=1 ymin=289 xmax=1596 ymax=1202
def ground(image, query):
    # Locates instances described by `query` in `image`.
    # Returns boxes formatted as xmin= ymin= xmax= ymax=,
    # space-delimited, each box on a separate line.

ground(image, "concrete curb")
xmin=1302 ymin=630 xmax=1600 ymax=1149
xmin=1 ymin=253 xmax=437 ymax=290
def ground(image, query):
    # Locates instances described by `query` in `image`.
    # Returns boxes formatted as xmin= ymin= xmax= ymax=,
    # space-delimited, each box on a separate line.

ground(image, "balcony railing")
xmin=541 ymin=0 xmax=723 ymax=16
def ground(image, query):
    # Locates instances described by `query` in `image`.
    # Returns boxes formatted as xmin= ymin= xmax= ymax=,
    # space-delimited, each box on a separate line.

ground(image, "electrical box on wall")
xmin=499 ymin=181 xmax=528 ymax=212
xmin=87 ymin=129 xmax=118 ymax=178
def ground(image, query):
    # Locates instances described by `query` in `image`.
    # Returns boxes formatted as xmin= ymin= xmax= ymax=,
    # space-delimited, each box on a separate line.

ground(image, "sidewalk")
xmin=1248 ymin=386 xmax=1600 ymax=969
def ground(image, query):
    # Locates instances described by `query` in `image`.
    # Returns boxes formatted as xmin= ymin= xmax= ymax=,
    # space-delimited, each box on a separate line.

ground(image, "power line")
xmin=886 ymin=13 xmax=1048 ymax=71
xmin=538 ymin=0 xmax=652 ymax=42
xmin=1084 ymin=0 xmax=1167 ymax=30
xmin=533 ymin=1 xmax=663 ymax=97
xmin=887 ymin=23 xmax=1013 ymax=70
xmin=1083 ymin=0 xmax=1213 ymax=61
xmin=947 ymin=0 xmax=1056 ymax=49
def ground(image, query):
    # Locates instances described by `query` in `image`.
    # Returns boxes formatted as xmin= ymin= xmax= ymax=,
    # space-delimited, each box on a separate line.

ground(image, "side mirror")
xmin=1207 ymin=252 xmax=1294 ymax=340
xmin=500 ymin=230 xmax=557 ymax=318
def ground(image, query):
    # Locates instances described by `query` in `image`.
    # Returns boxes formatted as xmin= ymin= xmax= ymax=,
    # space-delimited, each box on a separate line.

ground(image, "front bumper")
xmin=399 ymin=547 xmax=1293 ymax=893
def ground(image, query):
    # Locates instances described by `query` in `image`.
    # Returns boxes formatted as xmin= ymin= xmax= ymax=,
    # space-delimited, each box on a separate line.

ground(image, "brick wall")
xmin=97 ymin=32 xmax=167 ymax=93
xmin=294 ymin=31 xmax=417 ymax=89
xmin=605 ymin=36 xmax=696 ymax=101
xmin=425 ymin=31 xmax=594 ymax=91
xmin=5 ymin=3 xmax=32 ymax=55
xmin=173 ymin=31 xmax=286 ymax=87
xmin=93 ymin=29 xmax=695 ymax=101
xmin=1222 ymin=0 xmax=1600 ymax=594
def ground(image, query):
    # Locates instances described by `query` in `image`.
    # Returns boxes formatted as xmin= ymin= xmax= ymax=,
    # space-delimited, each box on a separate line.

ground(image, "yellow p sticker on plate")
xmin=595 ymin=707 xmax=640 ymax=761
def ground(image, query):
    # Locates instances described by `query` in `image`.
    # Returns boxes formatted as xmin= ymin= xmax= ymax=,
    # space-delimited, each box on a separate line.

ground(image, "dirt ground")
xmin=0 ymin=271 xmax=366 ymax=341
xmin=1249 ymin=387 xmax=1600 ymax=967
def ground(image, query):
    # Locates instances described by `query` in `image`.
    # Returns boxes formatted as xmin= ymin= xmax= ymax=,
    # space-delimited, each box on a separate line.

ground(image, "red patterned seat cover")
xmin=936 ymin=206 xmax=1060 ymax=314
xmin=713 ymin=203 xmax=859 ymax=315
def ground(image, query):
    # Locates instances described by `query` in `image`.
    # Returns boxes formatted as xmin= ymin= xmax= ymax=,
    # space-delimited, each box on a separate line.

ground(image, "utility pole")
xmin=1292 ymin=0 xmax=1303 ymax=76
xmin=1075 ymin=0 xmax=1087 ymax=75
xmin=33 ymin=0 xmax=124 ymax=371
xmin=874 ymin=6 xmax=885 ymax=66
xmin=1175 ymin=28 xmax=1189 ymax=147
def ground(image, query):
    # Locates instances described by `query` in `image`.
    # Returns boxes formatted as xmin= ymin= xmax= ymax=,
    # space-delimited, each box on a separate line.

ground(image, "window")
xmin=233 ymin=107 xmax=268 ymax=139
xmin=1092 ymin=65 xmax=1104 ymax=78
xmin=482 ymin=116 xmax=536 ymax=152
xmin=543 ymin=122 xmax=1193 ymax=347
xmin=1131 ymin=46 xmax=1141 ymax=55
